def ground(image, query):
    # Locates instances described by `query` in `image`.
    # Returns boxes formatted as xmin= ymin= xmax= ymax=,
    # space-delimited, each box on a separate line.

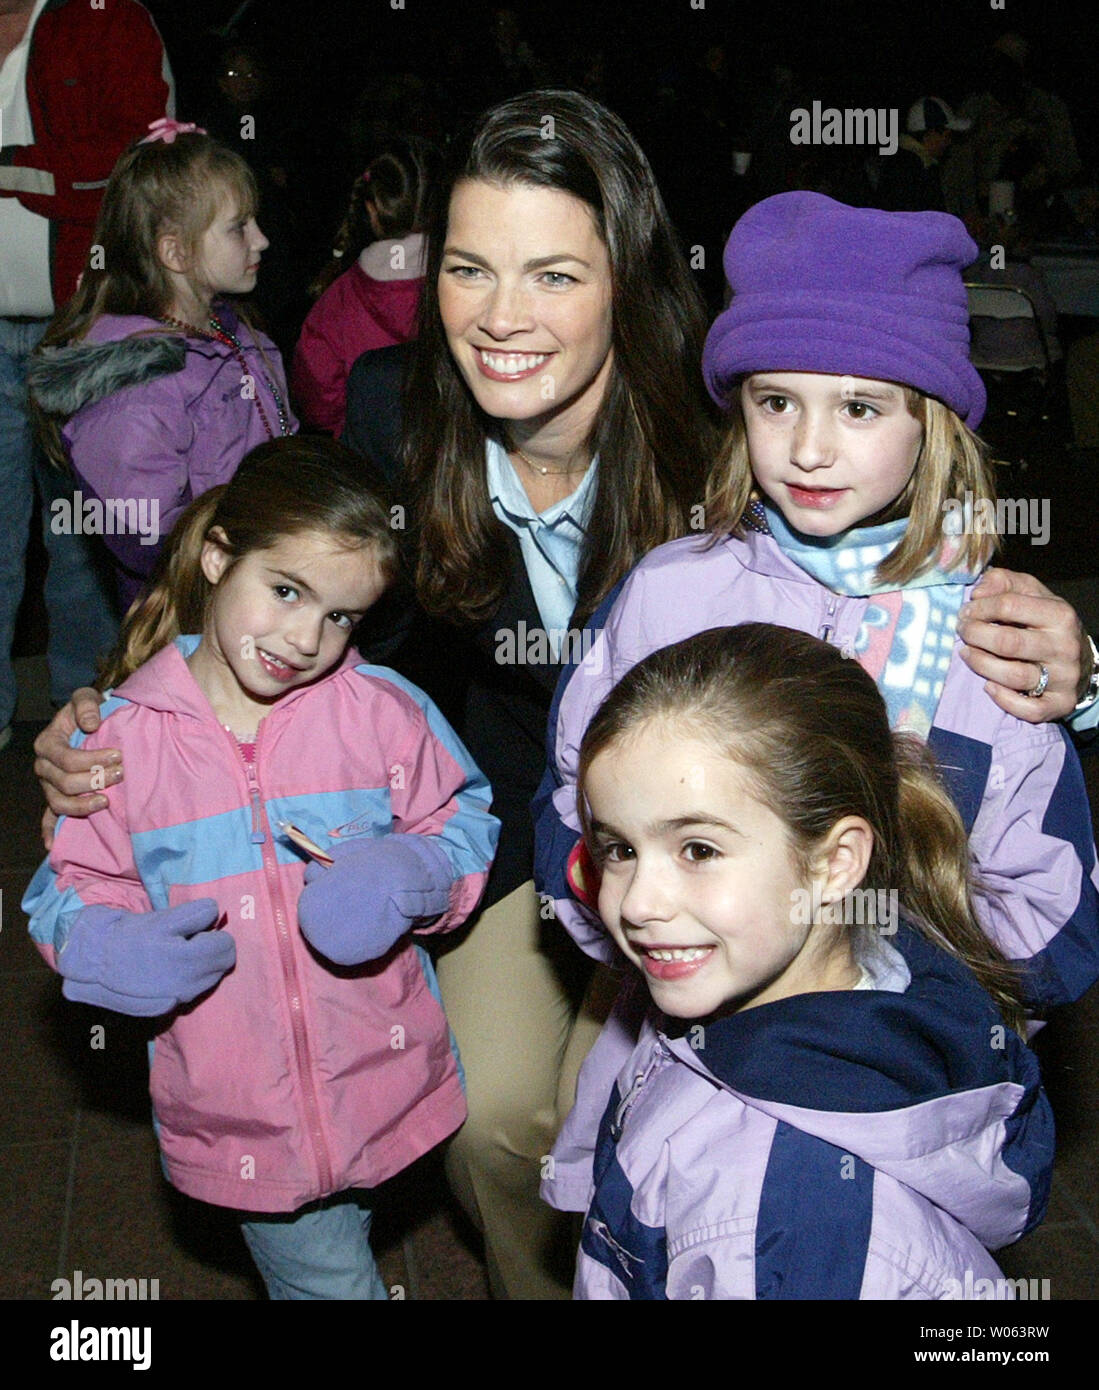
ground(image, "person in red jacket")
xmin=0 ymin=0 xmax=173 ymax=750
xmin=292 ymin=137 xmax=439 ymax=437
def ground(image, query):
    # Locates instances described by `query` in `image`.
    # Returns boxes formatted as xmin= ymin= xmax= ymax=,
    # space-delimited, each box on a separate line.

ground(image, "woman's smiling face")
xmin=438 ymin=179 xmax=614 ymax=440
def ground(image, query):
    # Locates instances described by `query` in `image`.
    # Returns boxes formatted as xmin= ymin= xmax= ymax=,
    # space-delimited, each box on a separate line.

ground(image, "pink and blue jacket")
xmin=534 ymin=529 xmax=1099 ymax=1014
xmin=24 ymin=636 xmax=499 ymax=1213
xmin=543 ymin=924 xmax=1054 ymax=1299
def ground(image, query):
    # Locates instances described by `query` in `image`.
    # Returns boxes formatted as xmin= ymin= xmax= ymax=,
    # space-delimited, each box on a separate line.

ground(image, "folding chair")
xmin=965 ymin=281 xmax=1059 ymax=440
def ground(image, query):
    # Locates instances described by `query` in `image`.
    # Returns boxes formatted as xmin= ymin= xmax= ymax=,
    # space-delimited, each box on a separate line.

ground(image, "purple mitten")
xmin=58 ymin=899 xmax=235 ymax=1016
xmin=297 ymin=834 xmax=453 ymax=966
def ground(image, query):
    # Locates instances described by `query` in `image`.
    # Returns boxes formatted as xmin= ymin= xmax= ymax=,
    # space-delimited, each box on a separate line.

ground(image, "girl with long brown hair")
xmin=393 ymin=89 xmax=716 ymax=1297
xmin=546 ymin=624 xmax=1052 ymax=1299
xmin=25 ymin=436 xmax=498 ymax=1300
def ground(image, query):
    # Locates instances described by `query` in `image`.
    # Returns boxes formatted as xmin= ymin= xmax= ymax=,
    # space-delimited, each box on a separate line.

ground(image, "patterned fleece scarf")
xmin=761 ymin=501 xmax=982 ymax=739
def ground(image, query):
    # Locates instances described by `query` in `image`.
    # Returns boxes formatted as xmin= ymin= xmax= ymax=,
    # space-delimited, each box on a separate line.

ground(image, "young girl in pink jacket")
xmin=24 ymin=436 xmax=499 ymax=1300
xmin=292 ymin=138 xmax=438 ymax=436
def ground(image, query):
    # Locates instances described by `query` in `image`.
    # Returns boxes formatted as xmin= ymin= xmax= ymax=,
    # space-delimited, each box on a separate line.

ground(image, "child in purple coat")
xmin=543 ymin=624 xmax=1052 ymax=1299
xmin=30 ymin=123 xmax=295 ymax=610
xmin=537 ymin=193 xmax=1099 ymax=1016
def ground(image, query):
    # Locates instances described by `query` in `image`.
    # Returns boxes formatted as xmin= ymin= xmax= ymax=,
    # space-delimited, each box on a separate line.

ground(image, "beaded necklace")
xmin=160 ymin=312 xmax=291 ymax=439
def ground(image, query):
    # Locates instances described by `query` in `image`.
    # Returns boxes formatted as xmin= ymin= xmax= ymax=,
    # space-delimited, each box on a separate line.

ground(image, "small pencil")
xmin=278 ymin=821 xmax=335 ymax=867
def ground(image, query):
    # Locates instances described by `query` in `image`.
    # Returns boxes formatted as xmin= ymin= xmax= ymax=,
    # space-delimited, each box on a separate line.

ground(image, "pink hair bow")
xmin=141 ymin=118 xmax=208 ymax=145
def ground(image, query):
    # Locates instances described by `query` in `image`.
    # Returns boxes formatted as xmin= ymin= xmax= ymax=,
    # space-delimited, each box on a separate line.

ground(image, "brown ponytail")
xmin=892 ymin=737 xmax=1026 ymax=1033
xmin=577 ymin=623 xmax=1026 ymax=1033
xmin=97 ymin=488 xmax=224 ymax=689
xmin=308 ymin=137 xmax=440 ymax=299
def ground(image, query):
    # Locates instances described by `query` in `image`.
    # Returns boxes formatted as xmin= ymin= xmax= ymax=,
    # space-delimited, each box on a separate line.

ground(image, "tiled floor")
xmin=5 ymin=583 xmax=1099 ymax=1300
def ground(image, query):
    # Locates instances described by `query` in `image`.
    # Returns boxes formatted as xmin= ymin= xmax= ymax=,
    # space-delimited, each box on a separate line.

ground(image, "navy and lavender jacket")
xmin=543 ymin=925 xmax=1054 ymax=1300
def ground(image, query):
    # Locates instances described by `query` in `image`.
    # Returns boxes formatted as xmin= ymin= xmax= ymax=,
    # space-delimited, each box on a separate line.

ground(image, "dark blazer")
xmin=343 ymin=346 xmax=575 ymax=910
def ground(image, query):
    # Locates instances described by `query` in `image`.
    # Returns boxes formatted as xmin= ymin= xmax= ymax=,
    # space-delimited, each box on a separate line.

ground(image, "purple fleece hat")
xmin=702 ymin=192 xmax=986 ymax=427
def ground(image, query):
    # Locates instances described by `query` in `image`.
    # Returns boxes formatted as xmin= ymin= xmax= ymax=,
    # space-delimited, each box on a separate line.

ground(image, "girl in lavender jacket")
xmin=537 ymin=193 xmax=1099 ymax=1017
xmin=24 ymin=437 xmax=498 ymax=1299
xmin=543 ymin=624 xmax=1052 ymax=1299
xmin=30 ymin=124 xmax=296 ymax=611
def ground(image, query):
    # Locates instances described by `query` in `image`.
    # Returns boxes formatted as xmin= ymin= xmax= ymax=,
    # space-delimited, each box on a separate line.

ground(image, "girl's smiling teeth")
xmin=258 ymin=649 xmax=304 ymax=677
xmin=637 ymin=942 xmax=716 ymax=982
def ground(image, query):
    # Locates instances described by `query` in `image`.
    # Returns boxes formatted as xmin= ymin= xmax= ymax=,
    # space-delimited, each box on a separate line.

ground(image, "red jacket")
xmin=293 ymin=256 xmax=424 ymax=436
xmin=0 ymin=0 xmax=172 ymax=309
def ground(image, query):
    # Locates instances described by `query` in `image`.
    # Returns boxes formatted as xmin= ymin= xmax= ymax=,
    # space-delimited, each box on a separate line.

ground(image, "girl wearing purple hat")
xmin=533 ymin=193 xmax=1096 ymax=1296
xmin=537 ymin=192 xmax=1099 ymax=1033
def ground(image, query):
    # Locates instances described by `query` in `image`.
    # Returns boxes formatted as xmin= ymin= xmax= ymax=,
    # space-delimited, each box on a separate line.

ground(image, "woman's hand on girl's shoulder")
xmin=956 ymin=568 xmax=1088 ymax=724
xmin=34 ymin=689 xmax=122 ymax=847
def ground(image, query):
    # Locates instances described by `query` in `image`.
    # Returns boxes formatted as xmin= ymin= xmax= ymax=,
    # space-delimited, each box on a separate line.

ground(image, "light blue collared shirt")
xmin=486 ymin=439 xmax=597 ymax=653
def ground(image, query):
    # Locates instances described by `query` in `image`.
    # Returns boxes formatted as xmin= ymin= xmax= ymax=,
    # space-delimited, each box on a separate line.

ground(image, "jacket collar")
xmin=113 ymin=635 xmax=364 ymax=723
xmin=660 ymin=921 xmax=1021 ymax=1113
xmin=723 ymin=525 xmax=824 ymax=585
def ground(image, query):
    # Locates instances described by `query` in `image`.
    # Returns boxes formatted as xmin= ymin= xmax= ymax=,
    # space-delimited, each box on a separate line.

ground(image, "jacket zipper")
xmin=230 ymin=720 xmax=335 ymax=1197
xmin=610 ymin=1044 xmax=669 ymax=1140
xmin=819 ymin=591 xmax=839 ymax=645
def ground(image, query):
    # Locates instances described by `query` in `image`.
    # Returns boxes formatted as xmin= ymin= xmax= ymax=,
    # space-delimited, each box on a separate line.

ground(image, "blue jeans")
xmin=0 ymin=317 xmax=120 ymax=727
xmin=240 ymin=1191 xmax=390 ymax=1300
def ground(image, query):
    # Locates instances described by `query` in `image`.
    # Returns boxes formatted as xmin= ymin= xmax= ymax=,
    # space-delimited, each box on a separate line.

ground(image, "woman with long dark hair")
xmin=392 ymin=90 xmax=715 ymax=1297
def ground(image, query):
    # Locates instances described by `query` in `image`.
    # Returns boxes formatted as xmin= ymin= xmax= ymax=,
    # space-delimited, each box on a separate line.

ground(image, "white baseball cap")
xmin=906 ymin=97 xmax=972 ymax=135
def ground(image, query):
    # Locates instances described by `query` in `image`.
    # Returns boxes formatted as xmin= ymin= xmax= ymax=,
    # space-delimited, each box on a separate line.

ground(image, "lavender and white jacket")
xmin=542 ymin=924 xmax=1053 ymax=1300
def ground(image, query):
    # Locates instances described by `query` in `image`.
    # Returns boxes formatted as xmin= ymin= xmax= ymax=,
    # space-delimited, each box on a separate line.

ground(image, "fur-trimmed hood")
xmin=28 ymin=307 xmax=271 ymax=418
xmin=29 ymin=333 xmax=186 ymax=417
xmin=38 ymin=309 xmax=295 ymax=604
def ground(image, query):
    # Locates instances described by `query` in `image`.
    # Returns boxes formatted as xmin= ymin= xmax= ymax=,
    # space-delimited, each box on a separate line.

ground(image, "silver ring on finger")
xmin=1026 ymin=664 xmax=1049 ymax=699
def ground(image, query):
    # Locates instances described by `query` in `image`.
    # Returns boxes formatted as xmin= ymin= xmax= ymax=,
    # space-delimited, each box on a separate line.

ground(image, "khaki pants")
xmin=434 ymin=880 xmax=614 ymax=1300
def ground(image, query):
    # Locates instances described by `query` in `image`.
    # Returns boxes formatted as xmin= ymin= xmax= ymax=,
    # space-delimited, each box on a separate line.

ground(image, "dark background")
xmin=140 ymin=0 xmax=1099 ymax=308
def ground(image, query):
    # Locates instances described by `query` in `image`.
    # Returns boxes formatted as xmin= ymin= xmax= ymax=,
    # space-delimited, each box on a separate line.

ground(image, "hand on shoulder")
xmin=34 ymin=688 xmax=121 ymax=845
xmin=956 ymin=568 xmax=1091 ymax=724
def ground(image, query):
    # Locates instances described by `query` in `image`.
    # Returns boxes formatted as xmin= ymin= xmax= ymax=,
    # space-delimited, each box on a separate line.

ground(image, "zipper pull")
xmin=610 ymin=1070 xmax=648 ymax=1139
xmin=241 ymin=749 xmax=267 ymax=844
xmin=820 ymin=593 xmax=839 ymax=645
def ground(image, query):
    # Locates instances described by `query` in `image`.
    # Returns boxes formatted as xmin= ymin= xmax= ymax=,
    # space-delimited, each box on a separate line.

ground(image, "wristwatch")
xmin=1075 ymin=632 xmax=1099 ymax=712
